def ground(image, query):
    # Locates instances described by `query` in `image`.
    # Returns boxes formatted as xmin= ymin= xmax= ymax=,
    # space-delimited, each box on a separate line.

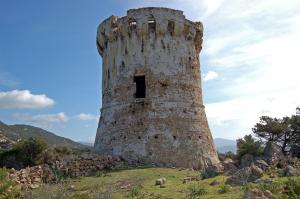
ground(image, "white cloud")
xmin=0 ymin=90 xmax=54 ymax=109
xmin=203 ymin=71 xmax=219 ymax=81
xmin=14 ymin=112 xmax=69 ymax=123
xmin=206 ymin=88 xmax=300 ymax=139
xmin=74 ymin=113 xmax=99 ymax=121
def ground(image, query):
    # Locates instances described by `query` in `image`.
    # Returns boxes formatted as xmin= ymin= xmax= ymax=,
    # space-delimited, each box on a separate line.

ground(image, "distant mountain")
xmin=79 ymin=141 xmax=94 ymax=147
xmin=214 ymin=138 xmax=237 ymax=153
xmin=0 ymin=121 xmax=86 ymax=149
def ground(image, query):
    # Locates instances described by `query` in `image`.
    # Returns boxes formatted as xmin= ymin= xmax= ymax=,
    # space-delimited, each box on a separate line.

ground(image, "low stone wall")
xmin=53 ymin=154 xmax=122 ymax=177
xmin=8 ymin=154 xmax=122 ymax=189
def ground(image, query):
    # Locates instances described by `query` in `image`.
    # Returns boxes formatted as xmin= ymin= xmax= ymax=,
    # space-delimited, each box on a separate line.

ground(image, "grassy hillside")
xmin=24 ymin=168 xmax=244 ymax=199
xmin=24 ymin=167 xmax=300 ymax=199
xmin=0 ymin=121 xmax=86 ymax=149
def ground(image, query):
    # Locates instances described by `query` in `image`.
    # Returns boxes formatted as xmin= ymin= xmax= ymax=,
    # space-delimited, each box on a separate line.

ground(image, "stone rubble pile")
xmin=9 ymin=164 xmax=53 ymax=189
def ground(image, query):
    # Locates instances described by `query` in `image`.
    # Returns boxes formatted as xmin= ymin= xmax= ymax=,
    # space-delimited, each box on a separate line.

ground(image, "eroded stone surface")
xmin=94 ymin=7 xmax=219 ymax=170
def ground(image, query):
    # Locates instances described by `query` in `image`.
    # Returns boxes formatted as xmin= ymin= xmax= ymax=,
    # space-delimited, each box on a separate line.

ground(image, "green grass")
xmin=25 ymin=167 xmax=245 ymax=199
xmin=22 ymin=167 xmax=300 ymax=199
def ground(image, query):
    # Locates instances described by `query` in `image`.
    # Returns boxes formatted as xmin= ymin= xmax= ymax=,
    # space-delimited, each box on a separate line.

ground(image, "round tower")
xmin=95 ymin=7 xmax=219 ymax=169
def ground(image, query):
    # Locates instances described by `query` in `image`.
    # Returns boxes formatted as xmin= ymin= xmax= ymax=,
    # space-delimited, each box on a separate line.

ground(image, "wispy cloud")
xmin=203 ymin=71 xmax=219 ymax=82
xmin=0 ymin=90 xmax=55 ymax=109
xmin=74 ymin=113 xmax=99 ymax=121
xmin=14 ymin=112 xmax=69 ymax=123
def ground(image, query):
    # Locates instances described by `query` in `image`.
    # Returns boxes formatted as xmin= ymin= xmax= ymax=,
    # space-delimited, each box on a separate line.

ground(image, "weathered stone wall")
xmin=95 ymin=7 xmax=219 ymax=169
xmin=9 ymin=154 xmax=122 ymax=189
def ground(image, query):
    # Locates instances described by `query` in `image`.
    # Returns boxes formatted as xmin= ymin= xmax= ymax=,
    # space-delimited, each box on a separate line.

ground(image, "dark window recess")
xmin=134 ymin=75 xmax=146 ymax=98
xmin=129 ymin=20 xmax=137 ymax=29
xmin=148 ymin=19 xmax=156 ymax=33
xmin=107 ymin=69 xmax=110 ymax=80
xmin=167 ymin=21 xmax=175 ymax=36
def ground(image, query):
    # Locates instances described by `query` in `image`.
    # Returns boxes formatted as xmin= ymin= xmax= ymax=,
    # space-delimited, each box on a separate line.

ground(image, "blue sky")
xmin=1 ymin=0 xmax=300 ymax=142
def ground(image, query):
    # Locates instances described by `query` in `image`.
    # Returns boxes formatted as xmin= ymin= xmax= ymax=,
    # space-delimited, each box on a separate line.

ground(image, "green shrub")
xmin=237 ymin=134 xmax=263 ymax=158
xmin=187 ymin=184 xmax=207 ymax=198
xmin=218 ymin=151 xmax=236 ymax=161
xmin=54 ymin=146 xmax=72 ymax=155
xmin=0 ymin=137 xmax=47 ymax=169
xmin=96 ymin=170 xmax=105 ymax=177
xmin=126 ymin=186 xmax=141 ymax=198
xmin=0 ymin=168 xmax=20 ymax=199
xmin=283 ymin=178 xmax=300 ymax=199
xmin=258 ymin=181 xmax=282 ymax=195
xmin=218 ymin=184 xmax=231 ymax=194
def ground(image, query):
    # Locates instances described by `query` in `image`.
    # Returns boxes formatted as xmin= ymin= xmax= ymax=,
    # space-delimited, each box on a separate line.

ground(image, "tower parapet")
xmin=95 ymin=7 xmax=219 ymax=169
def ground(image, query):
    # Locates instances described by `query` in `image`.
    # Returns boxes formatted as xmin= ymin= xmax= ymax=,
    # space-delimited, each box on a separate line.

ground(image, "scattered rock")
xmin=243 ymin=188 xmax=276 ymax=199
xmin=226 ymin=164 xmax=263 ymax=185
xmin=241 ymin=154 xmax=254 ymax=168
xmin=155 ymin=177 xmax=166 ymax=185
xmin=255 ymin=159 xmax=269 ymax=171
xmin=202 ymin=163 xmax=224 ymax=179
xmin=253 ymin=178 xmax=273 ymax=184
xmin=222 ymin=162 xmax=238 ymax=174
xmin=182 ymin=176 xmax=201 ymax=184
xmin=281 ymin=165 xmax=298 ymax=176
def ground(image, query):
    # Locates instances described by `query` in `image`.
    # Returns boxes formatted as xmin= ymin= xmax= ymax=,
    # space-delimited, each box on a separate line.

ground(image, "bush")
xmin=0 ymin=168 xmax=20 ymax=199
xmin=187 ymin=184 xmax=207 ymax=198
xmin=218 ymin=151 xmax=236 ymax=161
xmin=258 ymin=181 xmax=282 ymax=195
xmin=283 ymin=178 xmax=300 ymax=199
xmin=237 ymin=134 xmax=263 ymax=158
xmin=0 ymin=137 xmax=47 ymax=169
xmin=126 ymin=186 xmax=141 ymax=198
xmin=218 ymin=184 xmax=231 ymax=194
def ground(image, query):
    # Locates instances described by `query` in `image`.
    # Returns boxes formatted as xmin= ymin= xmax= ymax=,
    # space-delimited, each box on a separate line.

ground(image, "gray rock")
xmin=226 ymin=164 xmax=263 ymax=185
xmin=223 ymin=162 xmax=238 ymax=174
xmin=155 ymin=177 xmax=166 ymax=185
xmin=202 ymin=163 xmax=224 ymax=179
xmin=241 ymin=154 xmax=254 ymax=168
xmin=255 ymin=159 xmax=269 ymax=171
xmin=263 ymin=142 xmax=284 ymax=165
xmin=282 ymin=165 xmax=298 ymax=176
xmin=243 ymin=188 xmax=276 ymax=199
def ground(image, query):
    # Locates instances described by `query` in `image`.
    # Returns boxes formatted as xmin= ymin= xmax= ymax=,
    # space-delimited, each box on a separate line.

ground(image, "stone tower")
xmin=95 ymin=7 xmax=219 ymax=169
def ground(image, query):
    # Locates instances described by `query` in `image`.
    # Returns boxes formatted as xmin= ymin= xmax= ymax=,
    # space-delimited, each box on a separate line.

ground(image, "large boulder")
xmin=254 ymin=159 xmax=269 ymax=171
xmin=290 ymin=144 xmax=300 ymax=158
xmin=243 ymin=188 xmax=276 ymax=199
xmin=263 ymin=142 xmax=284 ymax=165
xmin=223 ymin=162 xmax=238 ymax=174
xmin=201 ymin=163 xmax=224 ymax=179
xmin=281 ymin=165 xmax=298 ymax=177
xmin=226 ymin=164 xmax=263 ymax=185
xmin=240 ymin=154 xmax=254 ymax=168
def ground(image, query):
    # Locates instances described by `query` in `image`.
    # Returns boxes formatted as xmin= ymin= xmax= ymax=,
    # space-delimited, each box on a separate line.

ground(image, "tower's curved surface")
xmin=95 ymin=7 xmax=219 ymax=169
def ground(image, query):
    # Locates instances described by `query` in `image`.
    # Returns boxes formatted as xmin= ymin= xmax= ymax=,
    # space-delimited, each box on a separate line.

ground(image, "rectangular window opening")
xmin=148 ymin=19 xmax=156 ymax=33
xmin=167 ymin=20 xmax=175 ymax=36
xmin=134 ymin=75 xmax=145 ymax=98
